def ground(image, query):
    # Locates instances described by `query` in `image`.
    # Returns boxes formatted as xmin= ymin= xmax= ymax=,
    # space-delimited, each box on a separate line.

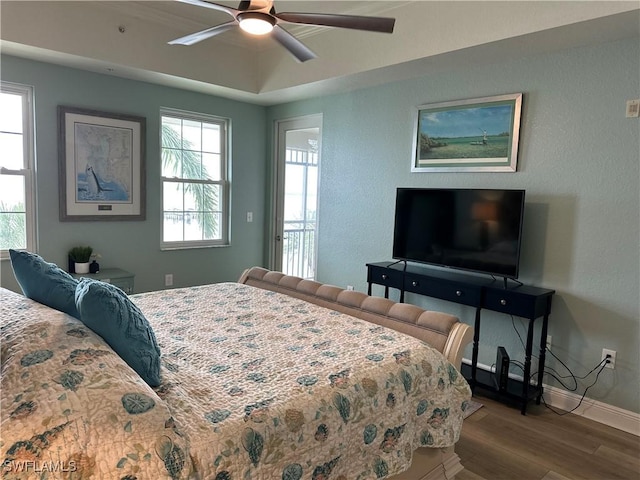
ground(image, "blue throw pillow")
xmin=9 ymin=249 xmax=80 ymax=319
xmin=75 ymin=278 xmax=161 ymax=387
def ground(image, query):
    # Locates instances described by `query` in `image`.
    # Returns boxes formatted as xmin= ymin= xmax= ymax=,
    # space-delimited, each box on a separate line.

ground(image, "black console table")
xmin=366 ymin=261 xmax=555 ymax=414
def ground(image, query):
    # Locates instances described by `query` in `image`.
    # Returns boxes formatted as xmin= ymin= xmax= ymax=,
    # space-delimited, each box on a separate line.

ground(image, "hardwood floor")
xmin=456 ymin=394 xmax=640 ymax=480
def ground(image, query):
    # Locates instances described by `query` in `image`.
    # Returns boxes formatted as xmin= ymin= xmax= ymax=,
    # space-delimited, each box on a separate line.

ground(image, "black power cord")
xmin=509 ymin=315 xmax=612 ymax=415
xmin=540 ymin=359 xmax=609 ymax=416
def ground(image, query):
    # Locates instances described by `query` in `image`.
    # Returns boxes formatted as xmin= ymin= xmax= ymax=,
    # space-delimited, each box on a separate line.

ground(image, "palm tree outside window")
xmin=160 ymin=109 xmax=230 ymax=249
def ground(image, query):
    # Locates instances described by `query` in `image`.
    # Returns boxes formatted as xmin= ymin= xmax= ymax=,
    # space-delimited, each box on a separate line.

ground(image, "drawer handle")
xmin=456 ymin=290 xmax=462 ymax=297
xmin=412 ymin=281 xmax=418 ymax=287
xmin=381 ymin=274 xmax=388 ymax=280
xmin=500 ymin=299 xmax=507 ymax=306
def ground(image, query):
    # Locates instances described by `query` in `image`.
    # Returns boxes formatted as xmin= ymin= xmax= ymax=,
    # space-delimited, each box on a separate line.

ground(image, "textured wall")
xmin=0 ymin=56 xmax=267 ymax=293
xmin=267 ymin=38 xmax=640 ymax=413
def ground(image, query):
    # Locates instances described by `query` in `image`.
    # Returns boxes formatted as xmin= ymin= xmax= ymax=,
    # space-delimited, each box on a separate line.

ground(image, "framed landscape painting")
xmin=58 ymin=106 xmax=146 ymax=221
xmin=411 ymin=93 xmax=523 ymax=172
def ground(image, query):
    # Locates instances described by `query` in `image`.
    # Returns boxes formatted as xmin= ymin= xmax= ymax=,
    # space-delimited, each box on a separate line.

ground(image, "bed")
xmin=1 ymin=255 xmax=473 ymax=480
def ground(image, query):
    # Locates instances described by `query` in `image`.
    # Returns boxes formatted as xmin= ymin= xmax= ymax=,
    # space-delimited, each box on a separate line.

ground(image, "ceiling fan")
xmin=168 ymin=0 xmax=396 ymax=62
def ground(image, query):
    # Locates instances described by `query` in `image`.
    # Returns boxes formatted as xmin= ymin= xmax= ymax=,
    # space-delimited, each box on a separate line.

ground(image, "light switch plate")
xmin=626 ymin=99 xmax=639 ymax=118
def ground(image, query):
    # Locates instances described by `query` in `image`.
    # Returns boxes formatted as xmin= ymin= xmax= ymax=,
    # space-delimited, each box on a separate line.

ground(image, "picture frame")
xmin=58 ymin=106 xmax=146 ymax=221
xmin=411 ymin=93 xmax=523 ymax=172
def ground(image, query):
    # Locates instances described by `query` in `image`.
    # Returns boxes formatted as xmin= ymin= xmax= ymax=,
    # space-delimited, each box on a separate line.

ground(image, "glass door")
xmin=273 ymin=115 xmax=322 ymax=279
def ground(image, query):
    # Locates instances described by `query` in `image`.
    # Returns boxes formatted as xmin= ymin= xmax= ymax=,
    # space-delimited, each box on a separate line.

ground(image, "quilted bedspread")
xmin=1 ymin=288 xmax=191 ymax=480
xmin=133 ymin=282 xmax=472 ymax=479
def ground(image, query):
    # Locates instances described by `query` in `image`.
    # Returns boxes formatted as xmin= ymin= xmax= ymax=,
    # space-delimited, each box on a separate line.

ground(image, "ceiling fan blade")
xmin=174 ymin=0 xmax=238 ymax=17
xmin=168 ymin=21 xmax=237 ymax=45
xmin=276 ymin=12 xmax=395 ymax=33
xmin=271 ymin=25 xmax=317 ymax=62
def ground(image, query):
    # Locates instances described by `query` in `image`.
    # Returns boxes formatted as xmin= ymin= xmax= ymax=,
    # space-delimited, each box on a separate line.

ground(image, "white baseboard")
xmin=542 ymin=385 xmax=640 ymax=436
xmin=461 ymin=358 xmax=640 ymax=436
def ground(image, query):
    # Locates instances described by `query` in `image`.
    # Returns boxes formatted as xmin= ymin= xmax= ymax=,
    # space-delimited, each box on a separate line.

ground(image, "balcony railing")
xmin=282 ymin=224 xmax=315 ymax=279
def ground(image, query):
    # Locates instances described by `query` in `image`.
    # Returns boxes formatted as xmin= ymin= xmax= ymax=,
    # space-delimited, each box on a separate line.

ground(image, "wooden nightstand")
xmin=71 ymin=268 xmax=135 ymax=294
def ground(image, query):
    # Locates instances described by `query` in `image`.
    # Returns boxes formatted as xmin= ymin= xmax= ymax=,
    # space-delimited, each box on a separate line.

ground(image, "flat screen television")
xmin=392 ymin=188 xmax=525 ymax=279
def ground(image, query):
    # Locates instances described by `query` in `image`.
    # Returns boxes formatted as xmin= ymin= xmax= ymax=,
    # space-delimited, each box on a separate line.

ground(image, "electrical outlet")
xmin=346 ymin=285 xmax=354 ymax=291
xmin=546 ymin=335 xmax=552 ymax=349
xmin=164 ymin=274 xmax=173 ymax=287
xmin=626 ymin=99 xmax=640 ymax=118
xmin=602 ymin=348 xmax=616 ymax=369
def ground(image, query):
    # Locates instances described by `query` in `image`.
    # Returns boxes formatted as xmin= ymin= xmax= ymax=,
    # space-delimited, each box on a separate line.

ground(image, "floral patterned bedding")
xmin=1 ymin=282 xmax=470 ymax=480
xmin=0 ymin=287 xmax=191 ymax=480
xmin=133 ymin=283 xmax=471 ymax=479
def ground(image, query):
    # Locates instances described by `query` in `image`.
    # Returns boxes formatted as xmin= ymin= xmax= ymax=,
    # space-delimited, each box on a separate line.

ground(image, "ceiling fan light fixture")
xmin=168 ymin=0 xmax=396 ymax=62
xmin=238 ymin=12 xmax=275 ymax=35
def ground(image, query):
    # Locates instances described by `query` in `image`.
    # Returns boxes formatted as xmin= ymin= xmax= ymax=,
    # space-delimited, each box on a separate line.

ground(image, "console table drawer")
xmin=367 ymin=265 xmax=404 ymax=289
xmin=404 ymin=274 xmax=481 ymax=306
xmin=484 ymin=289 xmax=539 ymax=317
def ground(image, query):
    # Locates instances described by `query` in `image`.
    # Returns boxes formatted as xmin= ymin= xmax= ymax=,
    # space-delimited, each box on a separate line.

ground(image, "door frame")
xmin=269 ymin=113 xmax=323 ymax=273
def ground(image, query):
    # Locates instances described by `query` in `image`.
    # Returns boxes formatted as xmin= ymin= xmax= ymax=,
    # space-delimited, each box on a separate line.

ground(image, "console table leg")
xmin=471 ymin=307 xmax=481 ymax=392
xmin=521 ymin=318 xmax=535 ymax=414
xmin=536 ymin=307 xmax=551 ymax=405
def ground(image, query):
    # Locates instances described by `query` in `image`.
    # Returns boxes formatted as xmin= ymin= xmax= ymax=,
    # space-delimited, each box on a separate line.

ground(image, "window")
xmin=0 ymin=83 xmax=36 ymax=259
xmin=161 ymin=109 xmax=229 ymax=249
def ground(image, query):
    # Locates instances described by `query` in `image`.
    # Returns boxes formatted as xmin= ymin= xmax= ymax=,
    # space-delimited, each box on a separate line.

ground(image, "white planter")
xmin=75 ymin=262 xmax=90 ymax=274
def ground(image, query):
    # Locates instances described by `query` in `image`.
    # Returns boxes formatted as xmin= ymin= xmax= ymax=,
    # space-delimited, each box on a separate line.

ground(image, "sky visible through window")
xmin=162 ymin=115 xmax=224 ymax=243
xmin=0 ymin=88 xmax=29 ymax=251
xmin=0 ymin=91 xmax=25 ymax=206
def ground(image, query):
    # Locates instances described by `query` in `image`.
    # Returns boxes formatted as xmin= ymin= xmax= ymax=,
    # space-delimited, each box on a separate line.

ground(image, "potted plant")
xmin=68 ymin=246 xmax=93 ymax=274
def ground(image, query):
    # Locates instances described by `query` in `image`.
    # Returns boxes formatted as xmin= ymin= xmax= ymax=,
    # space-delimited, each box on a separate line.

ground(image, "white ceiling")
xmin=1 ymin=1 xmax=638 ymax=105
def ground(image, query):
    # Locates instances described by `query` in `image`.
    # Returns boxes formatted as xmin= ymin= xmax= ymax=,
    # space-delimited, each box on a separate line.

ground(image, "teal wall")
xmin=0 ymin=55 xmax=267 ymax=293
xmin=1 ymin=37 xmax=638 ymax=414
xmin=267 ymin=38 xmax=640 ymax=413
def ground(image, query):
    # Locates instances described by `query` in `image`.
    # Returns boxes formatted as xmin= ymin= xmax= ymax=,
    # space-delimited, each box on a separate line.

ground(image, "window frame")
xmin=160 ymin=107 xmax=230 ymax=250
xmin=0 ymin=82 xmax=36 ymax=260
